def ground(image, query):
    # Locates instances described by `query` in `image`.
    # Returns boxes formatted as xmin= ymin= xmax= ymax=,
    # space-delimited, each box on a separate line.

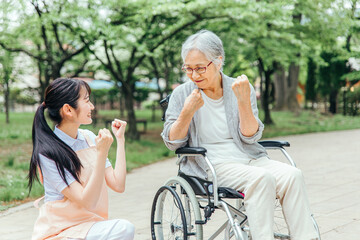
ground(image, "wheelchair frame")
xmin=151 ymin=95 xmax=321 ymax=240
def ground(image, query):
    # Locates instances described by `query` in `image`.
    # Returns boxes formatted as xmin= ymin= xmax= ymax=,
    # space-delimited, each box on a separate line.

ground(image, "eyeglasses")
xmin=182 ymin=61 xmax=213 ymax=75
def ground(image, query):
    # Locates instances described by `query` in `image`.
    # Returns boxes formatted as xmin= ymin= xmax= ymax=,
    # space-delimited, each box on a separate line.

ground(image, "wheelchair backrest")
xmin=178 ymin=171 xmax=213 ymax=196
xmin=160 ymin=94 xmax=171 ymax=121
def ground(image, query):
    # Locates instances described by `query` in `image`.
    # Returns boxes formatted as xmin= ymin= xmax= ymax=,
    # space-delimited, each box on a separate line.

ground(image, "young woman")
xmin=28 ymin=78 xmax=134 ymax=240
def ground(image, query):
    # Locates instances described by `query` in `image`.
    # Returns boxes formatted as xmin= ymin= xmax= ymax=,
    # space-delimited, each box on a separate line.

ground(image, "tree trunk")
xmin=263 ymin=70 xmax=274 ymax=125
xmin=258 ymin=58 xmax=273 ymax=124
xmin=119 ymin=94 xmax=125 ymax=118
xmin=37 ymin=61 xmax=51 ymax=102
xmin=329 ymin=90 xmax=338 ymax=114
xmin=149 ymin=56 xmax=164 ymax=101
xmin=324 ymin=99 xmax=328 ymax=113
xmin=110 ymin=98 xmax=114 ymax=109
xmin=117 ymin=86 xmax=125 ymax=118
xmin=287 ymin=63 xmax=300 ymax=112
xmin=305 ymin=58 xmax=317 ymax=110
xmin=258 ymin=61 xmax=265 ymax=110
xmin=4 ymin=80 xmax=10 ymax=124
xmin=122 ymin=84 xmax=139 ymax=140
xmin=343 ymin=89 xmax=347 ymax=115
xmin=273 ymin=68 xmax=286 ymax=110
xmin=38 ymin=76 xmax=51 ymax=103
xmin=163 ymin=54 xmax=171 ymax=96
xmin=287 ymin=7 xmax=302 ymax=113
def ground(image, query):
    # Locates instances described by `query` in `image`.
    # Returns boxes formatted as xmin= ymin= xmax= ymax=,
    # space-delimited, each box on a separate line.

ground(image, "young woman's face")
xmin=75 ymin=87 xmax=94 ymax=125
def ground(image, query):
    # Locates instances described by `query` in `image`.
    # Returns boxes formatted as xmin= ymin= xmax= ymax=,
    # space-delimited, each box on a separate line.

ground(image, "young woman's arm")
xmin=104 ymin=119 xmax=127 ymax=193
xmin=62 ymin=128 xmax=113 ymax=211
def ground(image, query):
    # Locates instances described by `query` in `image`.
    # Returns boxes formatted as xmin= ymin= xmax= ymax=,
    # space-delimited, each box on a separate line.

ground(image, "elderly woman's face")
xmin=184 ymin=50 xmax=221 ymax=90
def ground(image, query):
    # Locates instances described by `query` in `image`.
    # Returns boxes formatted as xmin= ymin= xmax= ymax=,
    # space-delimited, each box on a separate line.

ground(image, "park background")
xmin=0 ymin=0 xmax=359 ymax=212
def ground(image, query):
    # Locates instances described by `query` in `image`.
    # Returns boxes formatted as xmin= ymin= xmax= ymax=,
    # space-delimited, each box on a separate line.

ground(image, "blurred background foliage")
xmin=0 ymin=0 xmax=359 ymax=139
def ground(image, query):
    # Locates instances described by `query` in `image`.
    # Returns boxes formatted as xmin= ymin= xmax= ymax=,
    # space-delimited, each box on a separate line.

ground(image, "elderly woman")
xmin=161 ymin=30 xmax=318 ymax=240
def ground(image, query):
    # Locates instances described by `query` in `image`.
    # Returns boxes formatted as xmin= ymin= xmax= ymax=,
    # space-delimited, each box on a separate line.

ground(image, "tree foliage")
xmin=0 ymin=0 xmax=93 ymax=101
xmin=0 ymin=0 xmax=358 ymax=137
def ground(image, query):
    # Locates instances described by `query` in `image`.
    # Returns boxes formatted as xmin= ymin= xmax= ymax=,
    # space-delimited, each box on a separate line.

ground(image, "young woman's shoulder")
xmin=79 ymin=129 xmax=97 ymax=145
xmin=38 ymin=153 xmax=76 ymax=192
xmin=80 ymin=128 xmax=96 ymax=137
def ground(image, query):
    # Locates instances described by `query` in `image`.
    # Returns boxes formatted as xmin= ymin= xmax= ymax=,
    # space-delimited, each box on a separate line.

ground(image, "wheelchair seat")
xmin=178 ymin=171 xmax=244 ymax=199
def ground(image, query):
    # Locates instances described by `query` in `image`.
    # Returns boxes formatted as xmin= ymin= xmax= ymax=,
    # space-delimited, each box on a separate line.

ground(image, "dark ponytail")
xmin=28 ymin=78 xmax=91 ymax=192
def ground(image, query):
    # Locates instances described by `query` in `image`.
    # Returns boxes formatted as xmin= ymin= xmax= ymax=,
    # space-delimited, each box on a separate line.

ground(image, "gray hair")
xmin=181 ymin=30 xmax=225 ymax=69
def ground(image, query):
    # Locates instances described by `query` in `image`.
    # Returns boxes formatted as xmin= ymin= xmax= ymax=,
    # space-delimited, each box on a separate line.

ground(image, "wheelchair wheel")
xmin=237 ymin=199 xmax=290 ymax=239
xmin=151 ymin=177 xmax=203 ymax=240
xmin=164 ymin=176 xmax=203 ymax=239
xmin=151 ymin=185 xmax=187 ymax=240
xmin=273 ymin=200 xmax=321 ymax=239
xmin=273 ymin=199 xmax=290 ymax=239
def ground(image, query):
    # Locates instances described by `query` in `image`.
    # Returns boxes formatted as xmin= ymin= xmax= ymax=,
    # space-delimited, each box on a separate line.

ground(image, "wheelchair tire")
xmin=164 ymin=176 xmax=204 ymax=240
xmin=151 ymin=185 xmax=188 ymax=240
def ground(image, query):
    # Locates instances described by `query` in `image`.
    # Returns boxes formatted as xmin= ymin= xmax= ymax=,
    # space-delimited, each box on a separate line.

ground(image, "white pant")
xmin=69 ymin=219 xmax=135 ymax=240
xmin=211 ymin=157 xmax=318 ymax=240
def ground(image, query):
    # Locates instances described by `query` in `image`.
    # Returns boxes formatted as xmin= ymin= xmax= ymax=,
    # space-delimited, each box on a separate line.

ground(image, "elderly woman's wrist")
xmin=237 ymin=99 xmax=252 ymax=109
xmin=180 ymin=107 xmax=195 ymax=120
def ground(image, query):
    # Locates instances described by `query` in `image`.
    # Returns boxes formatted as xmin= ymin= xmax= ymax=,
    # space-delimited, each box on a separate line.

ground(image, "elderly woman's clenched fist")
xmin=232 ymin=74 xmax=251 ymax=104
xmin=184 ymin=89 xmax=204 ymax=115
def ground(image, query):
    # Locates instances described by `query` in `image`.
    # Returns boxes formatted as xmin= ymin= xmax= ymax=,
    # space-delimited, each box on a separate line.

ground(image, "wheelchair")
xmin=150 ymin=95 xmax=321 ymax=240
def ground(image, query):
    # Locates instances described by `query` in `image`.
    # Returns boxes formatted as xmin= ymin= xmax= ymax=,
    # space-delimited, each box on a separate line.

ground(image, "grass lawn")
xmin=0 ymin=108 xmax=359 ymax=210
xmin=260 ymin=110 xmax=360 ymax=137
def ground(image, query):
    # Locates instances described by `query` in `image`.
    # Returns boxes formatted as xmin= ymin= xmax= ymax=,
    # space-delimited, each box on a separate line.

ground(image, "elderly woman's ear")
xmin=216 ymin=56 xmax=223 ymax=70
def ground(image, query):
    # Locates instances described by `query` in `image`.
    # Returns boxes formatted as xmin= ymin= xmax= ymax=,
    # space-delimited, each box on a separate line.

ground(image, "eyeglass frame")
xmin=182 ymin=61 xmax=213 ymax=75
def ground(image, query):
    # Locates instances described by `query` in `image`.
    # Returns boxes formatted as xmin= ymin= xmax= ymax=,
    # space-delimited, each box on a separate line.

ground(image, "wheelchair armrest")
xmin=175 ymin=147 xmax=207 ymax=156
xmin=258 ymin=140 xmax=290 ymax=148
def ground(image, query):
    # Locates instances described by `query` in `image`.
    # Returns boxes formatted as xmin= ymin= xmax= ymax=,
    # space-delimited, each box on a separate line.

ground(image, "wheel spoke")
xmin=151 ymin=177 xmax=203 ymax=240
xmin=273 ymin=200 xmax=290 ymax=239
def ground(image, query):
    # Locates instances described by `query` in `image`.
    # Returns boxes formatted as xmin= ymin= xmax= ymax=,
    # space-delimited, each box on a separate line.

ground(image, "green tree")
xmin=82 ymin=0 xmax=231 ymax=139
xmin=0 ymin=50 xmax=15 ymax=123
xmin=146 ymin=39 xmax=184 ymax=101
xmin=224 ymin=0 xmax=299 ymax=124
xmin=341 ymin=0 xmax=360 ymax=84
xmin=0 ymin=0 xmax=92 ymax=101
xmin=10 ymin=87 xmax=38 ymax=105
xmin=318 ymin=51 xmax=348 ymax=114
xmin=0 ymin=0 xmax=18 ymax=123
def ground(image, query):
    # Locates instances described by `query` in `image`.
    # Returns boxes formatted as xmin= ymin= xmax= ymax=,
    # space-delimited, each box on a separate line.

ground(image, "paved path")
xmin=0 ymin=129 xmax=359 ymax=239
